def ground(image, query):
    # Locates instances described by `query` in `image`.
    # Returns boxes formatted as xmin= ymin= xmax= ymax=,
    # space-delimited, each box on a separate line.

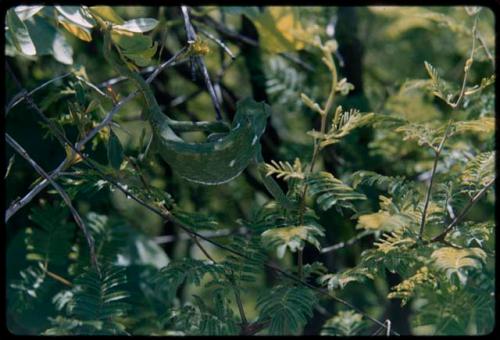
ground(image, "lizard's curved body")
xmin=103 ymin=30 xmax=295 ymax=207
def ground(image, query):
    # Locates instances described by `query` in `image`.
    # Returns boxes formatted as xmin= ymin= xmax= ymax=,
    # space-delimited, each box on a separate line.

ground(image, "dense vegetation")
xmin=5 ymin=6 xmax=495 ymax=335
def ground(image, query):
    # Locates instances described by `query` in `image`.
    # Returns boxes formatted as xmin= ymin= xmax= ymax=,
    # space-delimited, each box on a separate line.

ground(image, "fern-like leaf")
xmin=265 ymin=158 xmax=304 ymax=181
xmin=261 ymin=224 xmax=324 ymax=258
xmin=431 ymin=247 xmax=487 ymax=285
xmin=172 ymin=209 xmax=219 ymax=231
xmin=153 ymin=258 xmax=225 ymax=302
xmin=72 ymin=264 xmax=130 ymax=321
xmin=256 ymin=285 xmax=317 ymax=335
xmin=351 ymin=170 xmax=406 ymax=195
xmin=387 ymin=266 xmax=437 ymax=306
xmin=319 ymin=266 xmax=374 ymax=290
xmin=306 ymin=171 xmax=366 ymax=211
xmin=460 ymin=151 xmax=495 ymax=193
xmin=321 ymin=310 xmax=368 ymax=336
xmin=25 ymin=205 xmax=75 ymax=266
xmin=424 ymin=61 xmax=449 ymax=101
xmin=308 ymin=108 xmax=375 ymax=149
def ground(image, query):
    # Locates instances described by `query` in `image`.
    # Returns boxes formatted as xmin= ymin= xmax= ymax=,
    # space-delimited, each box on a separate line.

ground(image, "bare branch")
xmin=321 ymin=230 xmax=372 ymax=254
xmin=5 ymin=133 xmax=99 ymax=272
xmin=6 ymin=72 xmax=72 ymax=115
xmin=431 ymin=177 xmax=495 ymax=243
xmin=418 ymin=121 xmax=452 ymax=240
xmin=181 ymin=6 xmax=224 ymax=121
xmin=4 ymin=48 xmax=185 ymax=222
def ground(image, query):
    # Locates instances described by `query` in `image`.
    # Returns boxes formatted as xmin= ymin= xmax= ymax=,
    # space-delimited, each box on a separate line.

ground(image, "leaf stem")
xmin=431 ymin=177 xmax=495 ymax=243
xmin=418 ymin=121 xmax=452 ymax=240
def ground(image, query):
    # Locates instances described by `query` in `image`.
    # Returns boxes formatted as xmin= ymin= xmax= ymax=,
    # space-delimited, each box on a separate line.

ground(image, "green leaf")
xmin=88 ymin=6 xmax=124 ymax=24
xmin=6 ymin=9 xmax=36 ymax=55
xmin=72 ymin=265 xmax=130 ymax=325
xmin=55 ymin=6 xmax=96 ymax=29
xmin=306 ymin=172 xmax=366 ymax=211
xmin=431 ymin=247 xmax=487 ymax=285
xmin=107 ymin=129 xmax=124 ymax=170
xmin=122 ymin=41 xmax=158 ymax=67
xmin=250 ymin=7 xmax=311 ymax=53
xmin=111 ymin=32 xmax=153 ymax=54
xmin=154 ymin=259 xmax=225 ymax=302
xmin=14 ymin=5 xmax=44 ymax=20
xmin=320 ymin=267 xmax=374 ymax=290
xmin=113 ymin=18 xmax=159 ymax=33
xmin=57 ymin=15 xmax=93 ymax=42
xmin=321 ymin=310 xmax=368 ymax=336
xmin=26 ymin=205 xmax=76 ymax=265
xmin=24 ymin=15 xmax=73 ymax=64
xmin=261 ymin=225 xmax=324 ymax=258
xmin=256 ymin=285 xmax=317 ymax=335
xmin=221 ymin=7 xmax=260 ymax=18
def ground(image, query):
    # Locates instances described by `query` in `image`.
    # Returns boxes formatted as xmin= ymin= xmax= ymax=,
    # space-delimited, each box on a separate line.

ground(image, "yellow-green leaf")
xmin=58 ymin=16 xmax=92 ymax=42
xmin=431 ymin=247 xmax=487 ymax=284
xmin=111 ymin=32 xmax=152 ymax=54
xmin=251 ymin=7 xmax=311 ymax=53
xmin=123 ymin=41 xmax=158 ymax=67
xmin=88 ymin=6 xmax=124 ymax=24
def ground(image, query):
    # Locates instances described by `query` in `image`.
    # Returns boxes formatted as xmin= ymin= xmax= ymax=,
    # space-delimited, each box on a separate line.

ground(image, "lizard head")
xmin=233 ymin=97 xmax=271 ymax=138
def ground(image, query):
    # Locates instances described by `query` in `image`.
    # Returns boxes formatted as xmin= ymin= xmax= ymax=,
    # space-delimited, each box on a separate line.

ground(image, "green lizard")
xmin=103 ymin=28 xmax=295 ymax=209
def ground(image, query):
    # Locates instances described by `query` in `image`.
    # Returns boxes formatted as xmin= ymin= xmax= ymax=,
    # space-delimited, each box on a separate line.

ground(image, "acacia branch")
xmin=6 ymin=72 xmax=72 ymax=115
xmin=431 ymin=177 xmax=495 ymax=243
xmin=5 ymin=48 xmax=185 ymax=223
xmin=321 ymin=230 xmax=372 ymax=254
xmin=181 ymin=6 xmax=224 ymax=121
xmin=5 ymin=133 xmax=99 ymax=272
xmin=418 ymin=122 xmax=452 ymax=240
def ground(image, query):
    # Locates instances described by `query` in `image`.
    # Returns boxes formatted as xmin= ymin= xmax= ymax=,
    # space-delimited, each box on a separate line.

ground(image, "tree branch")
xmin=418 ymin=122 xmax=452 ymax=240
xmin=430 ymin=177 xmax=495 ymax=243
xmin=181 ymin=6 xmax=224 ymax=121
xmin=321 ymin=230 xmax=372 ymax=254
xmin=4 ymin=48 xmax=185 ymax=223
xmin=5 ymin=133 xmax=99 ymax=272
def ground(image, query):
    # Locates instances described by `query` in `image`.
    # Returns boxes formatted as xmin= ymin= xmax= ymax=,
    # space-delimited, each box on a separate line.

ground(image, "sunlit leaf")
xmin=112 ymin=18 xmax=159 ymax=33
xmin=6 ymin=9 xmax=36 ymax=55
xmin=55 ymin=6 xmax=96 ymax=29
xmin=58 ymin=16 xmax=92 ymax=42
xmin=88 ymin=6 xmax=124 ymax=24
xmin=14 ymin=5 xmax=44 ymax=21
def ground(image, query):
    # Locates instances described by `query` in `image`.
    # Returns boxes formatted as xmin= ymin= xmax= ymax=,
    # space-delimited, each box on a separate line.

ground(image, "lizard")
xmin=102 ymin=28 xmax=296 ymax=209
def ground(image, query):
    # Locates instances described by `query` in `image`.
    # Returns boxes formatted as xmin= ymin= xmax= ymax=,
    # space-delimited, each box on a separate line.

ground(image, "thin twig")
xmin=476 ymin=30 xmax=494 ymax=67
xmin=154 ymin=227 xmax=247 ymax=244
xmin=181 ymin=6 xmax=224 ymax=121
xmin=430 ymin=177 xmax=495 ymax=243
xmin=198 ymin=27 xmax=235 ymax=59
xmin=45 ymin=270 xmax=73 ymax=287
xmin=449 ymin=17 xmax=477 ymax=109
xmin=5 ymin=133 xmax=99 ymax=272
xmin=418 ymin=122 xmax=452 ymax=240
xmin=321 ymin=230 xmax=372 ymax=254
xmin=6 ymin=72 xmax=72 ymax=114
xmin=385 ymin=319 xmax=391 ymax=336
